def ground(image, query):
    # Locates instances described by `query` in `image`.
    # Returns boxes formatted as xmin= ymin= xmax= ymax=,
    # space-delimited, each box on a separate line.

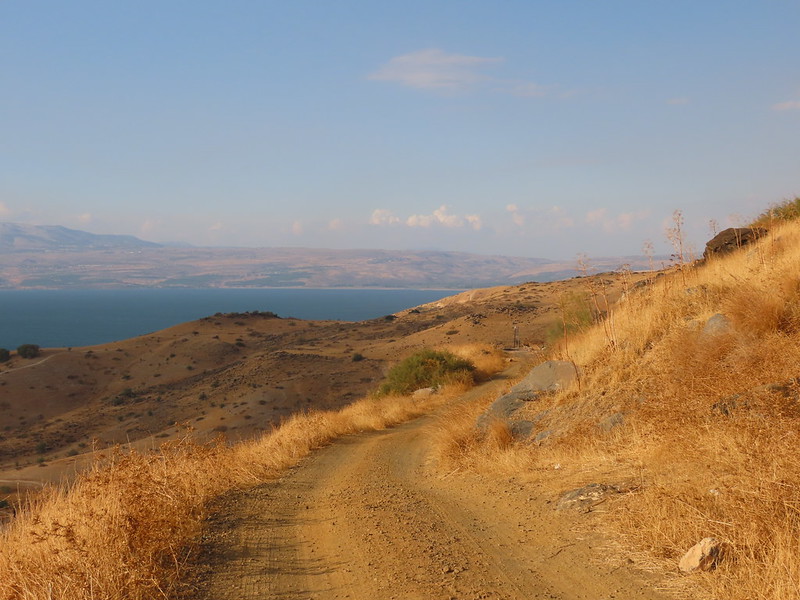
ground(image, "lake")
xmin=0 ymin=288 xmax=459 ymax=349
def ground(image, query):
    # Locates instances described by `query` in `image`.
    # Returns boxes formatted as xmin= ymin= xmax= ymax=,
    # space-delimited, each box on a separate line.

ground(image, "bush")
xmin=378 ymin=349 xmax=475 ymax=396
xmin=351 ymin=352 xmax=365 ymax=362
xmin=16 ymin=344 xmax=40 ymax=359
xmin=0 ymin=348 xmax=9 ymax=362
xmin=751 ymin=196 xmax=800 ymax=227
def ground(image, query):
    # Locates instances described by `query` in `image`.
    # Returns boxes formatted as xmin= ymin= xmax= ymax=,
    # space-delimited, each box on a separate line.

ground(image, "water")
xmin=0 ymin=288 xmax=459 ymax=349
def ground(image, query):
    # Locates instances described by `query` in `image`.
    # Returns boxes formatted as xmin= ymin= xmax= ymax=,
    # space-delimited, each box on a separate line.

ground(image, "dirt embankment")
xmin=195 ymin=380 xmax=666 ymax=599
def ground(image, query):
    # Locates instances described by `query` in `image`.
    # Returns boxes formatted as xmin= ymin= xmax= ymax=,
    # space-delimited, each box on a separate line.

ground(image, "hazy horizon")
xmin=2 ymin=2 xmax=797 ymax=260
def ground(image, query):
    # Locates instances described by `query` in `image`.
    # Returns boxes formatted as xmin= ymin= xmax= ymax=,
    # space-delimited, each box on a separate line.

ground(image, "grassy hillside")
xmin=437 ymin=217 xmax=800 ymax=599
xmin=0 ymin=344 xmax=505 ymax=599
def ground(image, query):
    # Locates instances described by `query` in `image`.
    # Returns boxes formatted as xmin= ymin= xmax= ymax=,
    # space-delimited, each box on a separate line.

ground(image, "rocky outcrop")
xmin=703 ymin=227 xmax=767 ymax=259
xmin=679 ymin=537 xmax=725 ymax=573
xmin=476 ymin=361 xmax=579 ymax=436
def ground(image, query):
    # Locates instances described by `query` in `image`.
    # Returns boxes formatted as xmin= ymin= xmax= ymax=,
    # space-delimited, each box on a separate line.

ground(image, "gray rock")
xmin=556 ymin=483 xmax=620 ymax=511
xmin=510 ymin=420 xmax=535 ymax=438
xmin=679 ymin=537 xmax=724 ymax=573
xmin=702 ymin=313 xmax=734 ymax=337
xmin=510 ymin=360 xmax=580 ymax=395
xmin=475 ymin=390 xmax=534 ymax=431
xmin=412 ymin=387 xmax=436 ymax=399
xmin=475 ymin=361 xmax=578 ymax=434
xmin=533 ymin=429 xmax=553 ymax=443
xmin=598 ymin=411 xmax=625 ymax=432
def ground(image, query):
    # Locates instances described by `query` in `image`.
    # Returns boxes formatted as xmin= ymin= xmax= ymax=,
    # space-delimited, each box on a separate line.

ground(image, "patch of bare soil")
xmin=194 ymin=381 xmax=667 ymax=599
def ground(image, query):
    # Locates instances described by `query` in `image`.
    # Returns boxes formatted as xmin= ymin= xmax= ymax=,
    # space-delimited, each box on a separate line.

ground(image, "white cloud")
xmin=291 ymin=220 xmax=303 ymax=236
xmin=465 ymin=214 xmax=482 ymax=230
xmin=586 ymin=208 xmax=648 ymax=232
xmin=328 ymin=218 xmax=344 ymax=231
xmin=406 ymin=213 xmax=434 ymax=227
xmin=0 ymin=202 xmax=11 ymax=217
xmin=368 ymin=48 xmax=502 ymax=91
xmin=772 ymin=100 xmax=800 ymax=111
xmin=506 ymin=204 xmax=525 ymax=227
xmin=77 ymin=212 xmax=92 ymax=224
xmin=406 ymin=205 xmax=481 ymax=230
xmin=369 ymin=208 xmax=400 ymax=226
xmin=585 ymin=208 xmax=608 ymax=224
xmin=209 ymin=221 xmax=224 ymax=232
xmin=548 ymin=205 xmax=575 ymax=229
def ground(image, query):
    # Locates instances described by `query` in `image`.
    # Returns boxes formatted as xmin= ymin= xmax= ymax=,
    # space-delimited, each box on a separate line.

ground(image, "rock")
xmin=475 ymin=390 xmax=533 ymax=431
xmin=702 ymin=313 xmax=734 ymax=337
xmin=679 ymin=537 xmax=724 ymax=573
xmin=711 ymin=394 xmax=748 ymax=417
xmin=598 ymin=411 xmax=625 ymax=432
xmin=475 ymin=360 xmax=578 ymax=434
xmin=412 ymin=387 xmax=436 ymax=399
xmin=704 ymin=227 xmax=767 ymax=259
xmin=556 ymin=483 xmax=620 ymax=511
xmin=509 ymin=420 xmax=535 ymax=438
xmin=510 ymin=360 xmax=580 ymax=395
xmin=533 ymin=429 xmax=553 ymax=443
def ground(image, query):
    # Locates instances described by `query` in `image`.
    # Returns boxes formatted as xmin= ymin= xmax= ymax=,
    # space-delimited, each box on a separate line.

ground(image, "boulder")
xmin=704 ymin=227 xmax=767 ymax=259
xmin=475 ymin=390 xmax=532 ymax=431
xmin=510 ymin=360 xmax=580 ymax=395
xmin=475 ymin=361 xmax=579 ymax=434
xmin=679 ymin=537 xmax=724 ymax=573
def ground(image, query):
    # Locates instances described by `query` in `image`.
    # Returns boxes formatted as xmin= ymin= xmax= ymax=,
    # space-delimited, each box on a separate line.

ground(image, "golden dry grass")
xmin=433 ymin=220 xmax=800 ymax=599
xmin=445 ymin=343 xmax=508 ymax=382
xmin=0 ymin=383 xmax=469 ymax=600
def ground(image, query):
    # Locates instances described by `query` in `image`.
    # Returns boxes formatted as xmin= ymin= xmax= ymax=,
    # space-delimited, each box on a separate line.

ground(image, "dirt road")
xmin=197 ymin=393 xmax=669 ymax=599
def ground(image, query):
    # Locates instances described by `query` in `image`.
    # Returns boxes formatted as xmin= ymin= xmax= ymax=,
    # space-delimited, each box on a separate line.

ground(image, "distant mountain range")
xmin=0 ymin=223 xmax=659 ymax=289
xmin=0 ymin=223 xmax=162 ymax=252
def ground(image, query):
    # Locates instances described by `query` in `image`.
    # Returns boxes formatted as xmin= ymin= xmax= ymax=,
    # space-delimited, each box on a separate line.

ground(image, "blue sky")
xmin=1 ymin=1 xmax=798 ymax=259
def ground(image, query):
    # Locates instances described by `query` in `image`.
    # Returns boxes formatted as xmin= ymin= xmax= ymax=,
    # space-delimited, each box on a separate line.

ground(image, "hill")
xmin=0 ymin=222 xmax=658 ymax=289
xmin=0 ymin=222 xmax=162 ymax=252
xmin=0 ymin=268 xmax=645 ymax=485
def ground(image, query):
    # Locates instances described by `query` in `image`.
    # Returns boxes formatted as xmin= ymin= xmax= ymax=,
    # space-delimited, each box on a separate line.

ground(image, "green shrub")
xmin=351 ymin=352 xmax=365 ymax=362
xmin=751 ymin=196 xmax=800 ymax=227
xmin=16 ymin=344 xmax=40 ymax=359
xmin=0 ymin=348 xmax=9 ymax=363
xmin=378 ymin=349 xmax=475 ymax=396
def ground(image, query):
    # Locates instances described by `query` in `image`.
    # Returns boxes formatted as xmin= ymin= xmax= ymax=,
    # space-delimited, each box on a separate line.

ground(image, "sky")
xmin=1 ymin=1 xmax=798 ymax=259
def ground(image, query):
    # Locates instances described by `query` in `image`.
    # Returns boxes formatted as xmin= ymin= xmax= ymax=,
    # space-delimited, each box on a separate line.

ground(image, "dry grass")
xmin=432 ymin=220 xmax=800 ymax=599
xmin=0 ymin=382 xmax=466 ymax=600
xmin=445 ymin=343 xmax=507 ymax=381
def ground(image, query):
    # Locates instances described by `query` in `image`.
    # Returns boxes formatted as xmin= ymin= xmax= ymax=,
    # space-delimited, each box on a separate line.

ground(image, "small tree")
xmin=16 ymin=344 xmax=40 ymax=359
xmin=0 ymin=348 xmax=9 ymax=363
xmin=378 ymin=349 xmax=475 ymax=396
